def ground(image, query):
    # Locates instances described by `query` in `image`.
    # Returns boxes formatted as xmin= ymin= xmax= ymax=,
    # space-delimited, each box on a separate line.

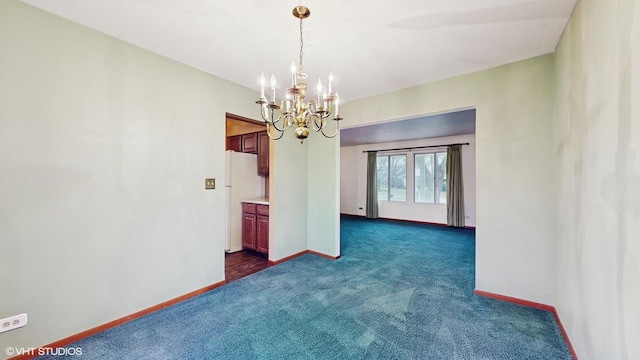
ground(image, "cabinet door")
xmin=256 ymin=215 xmax=269 ymax=254
xmin=242 ymin=132 xmax=258 ymax=153
xmin=257 ymin=131 xmax=269 ymax=175
xmin=242 ymin=213 xmax=257 ymax=250
xmin=226 ymin=135 xmax=242 ymax=152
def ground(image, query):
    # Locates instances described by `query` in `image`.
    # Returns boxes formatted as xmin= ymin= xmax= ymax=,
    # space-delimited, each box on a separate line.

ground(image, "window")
xmin=414 ymin=152 xmax=447 ymax=204
xmin=376 ymin=154 xmax=406 ymax=201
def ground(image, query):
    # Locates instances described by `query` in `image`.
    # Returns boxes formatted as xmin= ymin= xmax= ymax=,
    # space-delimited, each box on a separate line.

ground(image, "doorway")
xmin=224 ymin=113 xmax=270 ymax=281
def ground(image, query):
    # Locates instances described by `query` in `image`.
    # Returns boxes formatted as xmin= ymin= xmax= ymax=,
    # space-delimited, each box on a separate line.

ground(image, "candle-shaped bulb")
xmin=328 ymin=72 xmax=334 ymax=94
xmin=270 ymin=74 xmax=276 ymax=102
xmin=290 ymin=61 xmax=297 ymax=87
xmin=335 ymin=93 xmax=340 ymax=116
xmin=317 ymin=79 xmax=323 ymax=104
xmin=270 ymin=74 xmax=277 ymax=90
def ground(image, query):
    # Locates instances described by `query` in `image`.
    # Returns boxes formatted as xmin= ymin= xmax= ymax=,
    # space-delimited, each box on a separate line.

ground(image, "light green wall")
xmin=341 ymin=55 xmax=556 ymax=305
xmin=269 ymin=126 xmax=340 ymax=260
xmin=307 ymin=133 xmax=340 ymax=257
xmin=269 ymin=133 xmax=308 ymax=261
xmin=554 ymin=0 xmax=640 ymax=358
xmin=0 ymin=0 xmax=257 ymax=351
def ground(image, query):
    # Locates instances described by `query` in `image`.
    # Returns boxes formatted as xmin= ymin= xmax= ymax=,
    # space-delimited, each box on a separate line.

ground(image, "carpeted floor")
xmin=39 ymin=216 xmax=572 ymax=359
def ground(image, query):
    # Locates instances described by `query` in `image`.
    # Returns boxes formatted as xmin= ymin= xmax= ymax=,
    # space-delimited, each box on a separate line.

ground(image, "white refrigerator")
xmin=225 ymin=150 xmax=265 ymax=252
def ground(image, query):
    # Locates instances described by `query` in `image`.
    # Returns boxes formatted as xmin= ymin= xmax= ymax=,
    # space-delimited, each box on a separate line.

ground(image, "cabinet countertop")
xmin=242 ymin=198 xmax=269 ymax=205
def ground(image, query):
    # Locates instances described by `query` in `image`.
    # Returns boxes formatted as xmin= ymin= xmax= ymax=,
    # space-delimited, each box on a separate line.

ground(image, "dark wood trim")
xmin=268 ymin=250 xmax=307 ymax=266
xmin=552 ymin=308 xmax=579 ymax=360
xmin=307 ymin=250 xmax=341 ymax=261
xmin=267 ymin=250 xmax=339 ymax=266
xmin=474 ymin=289 xmax=554 ymax=312
xmin=474 ymin=290 xmax=578 ymax=360
xmin=12 ymin=281 xmax=227 ymax=360
xmin=225 ymin=112 xmax=262 ymax=125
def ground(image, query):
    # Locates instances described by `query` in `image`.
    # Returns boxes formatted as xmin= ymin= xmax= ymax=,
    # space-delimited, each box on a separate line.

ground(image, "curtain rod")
xmin=362 ymin=142 xmax=469 ymax=153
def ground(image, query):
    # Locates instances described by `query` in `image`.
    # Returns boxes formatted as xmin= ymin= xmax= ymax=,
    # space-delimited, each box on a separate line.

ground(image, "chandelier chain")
xmin=299 ymin=18 xmax=304 ymax=74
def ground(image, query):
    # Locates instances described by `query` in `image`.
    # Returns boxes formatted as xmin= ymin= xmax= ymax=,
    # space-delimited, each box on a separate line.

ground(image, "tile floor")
xmin=225 ymin=250 xmax=269 ymax=282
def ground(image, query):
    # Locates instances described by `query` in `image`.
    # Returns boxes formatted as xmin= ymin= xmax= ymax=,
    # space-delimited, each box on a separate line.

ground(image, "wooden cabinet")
xmin=226 ymin=135 xmax=242 ymax=152
xmin=257 ymin=131 xmax=269 ymax=175
xmin=226 ymin=132 xmax=259 ymax=154
xmin=256 ymin=205 xmax=269 ymax=254
xmin=242 ymin=202 xmax=269 ymax=254
xmin=242 ymin=211 xmax=257 ymax=250
xmin=242 ymin=132 xmax=258 ymax=153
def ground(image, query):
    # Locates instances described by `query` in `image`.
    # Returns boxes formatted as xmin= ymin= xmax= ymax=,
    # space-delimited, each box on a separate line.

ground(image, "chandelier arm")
xmin=260 ymin=104 xmax=279 ymax=124
xmin=320 ymin=119 xmax=340 ymax=138
xmin=283 ymin=113 xmax=296 ymax=129
xmin=266 ymin=123 xmax=286 ymax=140
xmin=308 ymin=99 xmax=318 ymax=113
xmin=317 ymin=99 xmax=334 ymax=120
xmin=264 ymin=98 xmax=297 ymax=127
xmin=324 ymin=101 xmax=334 ymax=119
xmin=266 ymin=106 xmax=288 ymax=126
xmin=270 ymin=112 xmax=288 ymax=132
xmin=310 ymin=114 xmax=324 ymax=131
xmin=258 ymin=103 xmax=268 ymax=122
xmin=282 ymin=98 xmax=295 ymax=116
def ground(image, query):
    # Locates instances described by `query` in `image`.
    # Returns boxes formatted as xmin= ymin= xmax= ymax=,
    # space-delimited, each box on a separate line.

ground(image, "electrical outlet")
xmin=0 ymin=313 xmax=27 ymax=333
xmin=205 ymin=178 xmax=215 ymax=190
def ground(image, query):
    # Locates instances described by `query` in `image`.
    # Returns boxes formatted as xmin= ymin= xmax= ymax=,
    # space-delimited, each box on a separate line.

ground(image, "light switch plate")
xmin=205 ymin=178 xmax=215 ymax=190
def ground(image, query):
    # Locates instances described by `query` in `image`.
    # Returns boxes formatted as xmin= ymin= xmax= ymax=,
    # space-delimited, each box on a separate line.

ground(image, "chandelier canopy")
xmin=256 ymin=5 xmax=342 ymax=143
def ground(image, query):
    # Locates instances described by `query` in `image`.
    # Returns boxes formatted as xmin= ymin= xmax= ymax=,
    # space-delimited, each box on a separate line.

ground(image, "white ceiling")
xmin=20 ymin=0 xmax=576 ymax=145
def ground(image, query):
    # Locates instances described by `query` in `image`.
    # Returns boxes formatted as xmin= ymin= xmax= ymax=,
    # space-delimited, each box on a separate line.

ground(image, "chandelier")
xmin=256 ymin=5 xmax=342 ymax=143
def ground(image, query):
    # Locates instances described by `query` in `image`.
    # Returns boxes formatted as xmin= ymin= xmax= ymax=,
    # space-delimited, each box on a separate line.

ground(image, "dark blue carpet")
xmin=40 ymin=216 xmax=572 ymax=359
